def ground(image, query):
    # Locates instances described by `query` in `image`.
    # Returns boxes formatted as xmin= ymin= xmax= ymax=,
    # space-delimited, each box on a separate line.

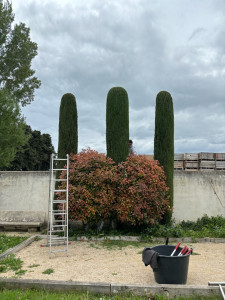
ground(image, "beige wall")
xmin=0 ymin=171 xmax=50 ymax=224
xmin=173 ymin=170 xmax=225 ymax=222
xmin=0 ymin=171 xmax=225 ymax=224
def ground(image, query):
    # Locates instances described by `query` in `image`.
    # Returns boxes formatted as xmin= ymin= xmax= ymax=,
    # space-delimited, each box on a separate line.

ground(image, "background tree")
xmin=106 ymin=87 xmax=129 ymax=164
xmin=0 ymin=0 xmax=41 ymax=167
xmin=0 ymin=0 xmax=41 ymax=106
xmin=0 ymin=90 xmax=28 ymax=167
xmin=58 ymin=93 xmax=78 ymax=159
xmin=154 ymin=91 xmax=174 ymax=224
xmin=1 ymin=125 xmax=55 ymax=170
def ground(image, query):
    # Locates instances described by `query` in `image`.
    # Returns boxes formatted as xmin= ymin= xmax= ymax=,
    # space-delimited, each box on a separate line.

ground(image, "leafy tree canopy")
xmin=1 ymin=125 xmax=55 ymax=171
xmin=0 ymin=89 xmax=28 ymax=167
xmin=0 ymin=0 xmax=41 ymax=106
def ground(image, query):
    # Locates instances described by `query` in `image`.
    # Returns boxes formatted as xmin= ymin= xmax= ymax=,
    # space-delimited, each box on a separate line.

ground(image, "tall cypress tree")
xmin=55 ymin=93 xmax=78 ymax=211
xmin=58 ymin=93 xmax=78 ymax=159
xmin=154 ymin=91 xmax=174 ymax=223
xmin=106 ymin=87 xmax=129 ymax=164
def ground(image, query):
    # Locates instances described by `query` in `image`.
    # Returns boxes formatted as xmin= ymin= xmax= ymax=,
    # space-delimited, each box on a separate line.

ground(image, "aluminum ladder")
xmin=47 ymin=153 xmax=69 ymax=258
xmin=208 ymin=282 xmax=225 ymax=300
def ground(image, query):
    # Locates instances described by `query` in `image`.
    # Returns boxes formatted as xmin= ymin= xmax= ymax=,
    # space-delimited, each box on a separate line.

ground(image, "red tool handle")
xmin=185 ymin=248 xmax=193 ymax=255
xmin=170 ymin=242 xmax=181 ymax=256
xmin=178 ymin=246 xmax=188 ymax=256
xmin=182 ymin=246 xmax=189 ymax=255
xmin=175 ymin=242 xmax=181 ymax=250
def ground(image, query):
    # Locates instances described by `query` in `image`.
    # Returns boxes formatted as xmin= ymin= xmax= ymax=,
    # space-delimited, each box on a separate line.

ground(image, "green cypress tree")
xmin=154 ymin=91 xmax=174 ymax=223
xmin=55 ymin=93 xmax=78 ymax=212
xmin=106 ymin=87 xmax=129 ymax=164
xmin=58 ymin=93 xmax=78 ymax=159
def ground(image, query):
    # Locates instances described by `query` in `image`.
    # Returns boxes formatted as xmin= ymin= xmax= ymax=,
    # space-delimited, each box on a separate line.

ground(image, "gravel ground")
xmin=0 ymin=237 xmax=224 ymax=286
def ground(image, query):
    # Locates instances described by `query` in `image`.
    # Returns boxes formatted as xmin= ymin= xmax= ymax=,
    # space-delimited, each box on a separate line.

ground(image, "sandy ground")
xmin=0 ymin=238 xmax=224 ymax=285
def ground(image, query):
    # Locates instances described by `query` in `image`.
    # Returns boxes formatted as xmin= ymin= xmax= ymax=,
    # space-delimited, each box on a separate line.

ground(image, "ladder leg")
xmin=219 ymin=285 xmax=225 ymax=300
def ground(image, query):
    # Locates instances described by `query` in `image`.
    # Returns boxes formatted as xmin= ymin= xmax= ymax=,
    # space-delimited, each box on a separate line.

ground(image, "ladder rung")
xmin=53 ymin=158 xmax=67 ymax=161
xmin=52 ymin=225 xmax=67 ymax=227
xmin=50 ymin=212 xmax=67 ymax=215
xmin=41 ymin=242 xmax=66 ymax=247
xmin=51 ymin=237 xmax=67 ymax=240
xmin=52 ymin=189 xmax=67 ymax=192
xmin=54 ymin=179 xmax=67 ymax=182
xmin=53 ymin=200 xmax=66 ymax=204
xmin=53 ymin=168 xmax=67 ymax=171
xmin=48 ymin=230 xmax=65 ymax=233
xmin=51 ymin=250 xmax=68 ymax=253
xmin=53 ymin=221 xmax=66 ymax=224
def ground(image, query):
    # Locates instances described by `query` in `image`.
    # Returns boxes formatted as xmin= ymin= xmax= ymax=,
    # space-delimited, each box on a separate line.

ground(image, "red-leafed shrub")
xmin=58 ymin=148 xmax=170 ymax=227
xmin=58 ymin=148 xmax=118 ymax=224
xmin=115 ymin=155 xmax=170 ymax=226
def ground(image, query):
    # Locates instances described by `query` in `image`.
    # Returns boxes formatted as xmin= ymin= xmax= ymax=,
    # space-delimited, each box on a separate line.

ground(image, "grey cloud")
xmin=14 ymin=0 xmax=225 ymax=154
xmin=188 ymin=28 xmax=207 ymax=41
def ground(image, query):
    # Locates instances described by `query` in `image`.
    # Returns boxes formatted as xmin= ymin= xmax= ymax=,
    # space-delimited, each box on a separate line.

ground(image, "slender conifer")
xmin=154 ymin=91 xmax=174 ymax=223
xmin=106 ymin=87 xmax=129 ymax=164
xmin=58 ymin=93 xmax=78 ymax=159
xmin=55 ymin=93 xmax=78 ymax=211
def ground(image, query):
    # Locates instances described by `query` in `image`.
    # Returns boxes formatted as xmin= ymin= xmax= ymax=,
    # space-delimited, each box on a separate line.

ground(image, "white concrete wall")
xmin=0 ymin=171 xmax=50 ymax=224
xmin=173 ymin=170 xmax=225 ymax=222
xmin=0 ymin=171 xmax=225 ymax=224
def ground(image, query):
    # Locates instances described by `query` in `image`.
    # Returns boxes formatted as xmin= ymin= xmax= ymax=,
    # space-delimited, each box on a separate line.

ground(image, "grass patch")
xmin=28 ymin=263 xmax=40 ymax=268
xmin=89 ymin=239 xmax=153 ymax=250
xmin=100 ymin=239 xmax=149 ymax=250
xmin=0 ymin=254 xmax=23 ymax=273
xmin=15 ymin=269 xmax=26 ymax=275
xmin=0 ymin=289 xmax=222 ymax=299
xmin=0 ymin=233 xmax=27 ymax=254
xmin=0 ymin=234 xmax=28 ymax=277
xmin=42 ymin=268 xmax=54 ymax=275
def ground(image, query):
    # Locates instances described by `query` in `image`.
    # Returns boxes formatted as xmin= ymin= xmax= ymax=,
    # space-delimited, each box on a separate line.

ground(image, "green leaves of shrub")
xmin=142 ymin=215 xmax=225 ymax=239
xmin=180 ymin=214 xmax=225 ymax=231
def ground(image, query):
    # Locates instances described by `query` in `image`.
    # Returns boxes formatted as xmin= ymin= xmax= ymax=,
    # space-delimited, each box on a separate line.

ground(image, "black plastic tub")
xmin=151 ymin=245 xmax=191 ymax=284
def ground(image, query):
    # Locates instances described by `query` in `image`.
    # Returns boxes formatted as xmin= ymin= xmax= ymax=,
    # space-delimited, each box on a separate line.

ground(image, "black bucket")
xmin=151 ymin=245 xmax=191 ymax=284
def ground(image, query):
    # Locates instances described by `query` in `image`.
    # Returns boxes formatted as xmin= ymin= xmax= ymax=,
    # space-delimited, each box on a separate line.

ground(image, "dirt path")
xmin=0 ymin=239 xmax=224 ymax=285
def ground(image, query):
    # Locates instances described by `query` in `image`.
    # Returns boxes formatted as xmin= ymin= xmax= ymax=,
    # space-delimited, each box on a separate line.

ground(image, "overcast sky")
xmin=12 ymin=0 xmax=225 ymax=155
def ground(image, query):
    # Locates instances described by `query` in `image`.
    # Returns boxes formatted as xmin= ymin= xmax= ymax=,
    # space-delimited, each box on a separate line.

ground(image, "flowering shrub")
xmin=58 ymin=148 xmax=117 ymax=224
xmin=115 ymin=155 xmax=170 ymax=226
xmin=58 ymin=148 xmax=170 ymax=227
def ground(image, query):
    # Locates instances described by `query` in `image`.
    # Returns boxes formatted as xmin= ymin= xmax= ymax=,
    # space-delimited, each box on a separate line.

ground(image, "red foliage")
xmin=115 ymin=155 xmax=170 ymax=226
xmin=58 ymin=148 xmax=117 ymax=223
xmin=58 ymin=148 xmax=170 ymax=226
